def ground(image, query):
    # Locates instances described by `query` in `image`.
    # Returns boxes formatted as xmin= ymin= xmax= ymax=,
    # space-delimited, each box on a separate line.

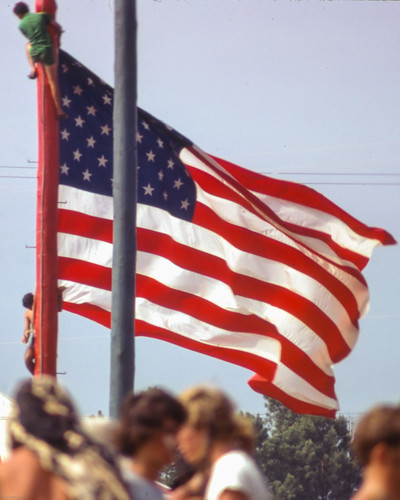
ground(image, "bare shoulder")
xmin=0 ymin=447 xmax=40 ymax=468
xmin=25 ymin=309 xmax=33 ymax=322
xmin=0 ymin=448 xmax=69 ymax=500
xmin=0 ymin=447 xmax=41 ymax=480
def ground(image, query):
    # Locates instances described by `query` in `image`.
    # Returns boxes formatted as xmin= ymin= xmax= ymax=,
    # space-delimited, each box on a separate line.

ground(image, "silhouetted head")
xmin=22 ymin=292 xmax=34 ymax=310
xmin=13 ymin=2 xmax=29 ymax=17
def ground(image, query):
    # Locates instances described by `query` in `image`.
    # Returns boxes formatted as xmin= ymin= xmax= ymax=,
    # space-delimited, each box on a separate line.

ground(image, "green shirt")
xmin=19 ymin=12 xmax=52 ymax=57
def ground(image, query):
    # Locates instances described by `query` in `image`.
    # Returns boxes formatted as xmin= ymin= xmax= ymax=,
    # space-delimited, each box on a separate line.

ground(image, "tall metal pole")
xmin=34 ymin=0 xmax=59 ymax=376
xmin=110 ymin=0 xmax=137 ymax=417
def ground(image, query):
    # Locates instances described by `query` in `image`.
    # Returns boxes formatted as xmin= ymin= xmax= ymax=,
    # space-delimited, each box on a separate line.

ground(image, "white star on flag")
xmin=60 ymin=163 xmax=69 ymax=175
xmin=73 ymin=149 xmax=82 ymax=161
xmin=87 ymin=105 xmax=97 ymax=116
xmin=146 ymin=151 xmax=156 ymax=162
xmin=181 ymin=199 xmax=190 ymax=210
xmin=143 ymin=184 xmax=155 ymax=196
xmin=73 ymin=85 xmax=84 ymax=95
xmin=82 ymin=169 xmax=92 ymax=181
xmin=62 ymin=96 xmax=72 ymax=107
xmin=101 ymin=124 xmax=111 ymax=135
xmin=97 ymin=155 xmax=108 ymax=167
xmin=86 ymin=136 xmax=96 ymax=148
xmin=61 ymin=129 xmax=70 ymax=140
xmin=75 ymin=116 xmax=85 ymax=127
xmin=173 ymin=178 xmax=184 ymax=189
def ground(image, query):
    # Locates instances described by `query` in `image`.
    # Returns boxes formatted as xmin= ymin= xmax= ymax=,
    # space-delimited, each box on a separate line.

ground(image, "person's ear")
xmin=370 ymin=442 xmax=391 ymax=465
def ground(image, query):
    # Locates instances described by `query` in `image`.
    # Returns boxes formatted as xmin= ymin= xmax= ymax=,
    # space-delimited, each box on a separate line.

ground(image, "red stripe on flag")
xmin=137 ymin=274 xmax=336 ymax=399
xmin=63 ymin=301 xmax=111 ymax=328
xmin=137 ymin=227 xmax=352 ymax=362
xmin=211 ymin=154 xmax=396 ymax=248
xmin=58 ymin=209 xmax=113 ymax=243
xmin=193 ymin=202 xmax=364 ymax=322
xmin=136 ymin=319 xmax=278 ymax=382
xmin=248 ymin=373 xmax=337 ymax=418
xmin=188 ymin=160 xmax=371 ymax=272
xmin=58 ymin=257 xmax=112 ymax=290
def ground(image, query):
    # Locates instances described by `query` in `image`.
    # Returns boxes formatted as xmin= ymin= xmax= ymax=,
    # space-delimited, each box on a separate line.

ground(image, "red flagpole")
xmin=34 ymin=0 xmax=59 ymax=376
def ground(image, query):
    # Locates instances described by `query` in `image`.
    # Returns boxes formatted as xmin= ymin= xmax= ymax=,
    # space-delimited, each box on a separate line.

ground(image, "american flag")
xmin=57 ymin=50 xmax=395 ymax=417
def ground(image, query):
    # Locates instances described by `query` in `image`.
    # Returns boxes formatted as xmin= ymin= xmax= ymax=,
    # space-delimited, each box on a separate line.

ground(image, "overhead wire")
xmin=263 ymin=172 xmax=400 ymax=176
xmin=3 ymin=165 xmax=400 ymax=175
xmin=0 ymin=165 xmax=36 ymax=178
xmin=0 ymin=175 xmax=36 ymax=179
xmin=1 ymin=166 xmax=400 ymax=184
xmin=0 ymin=166 xmax=37 ymax=169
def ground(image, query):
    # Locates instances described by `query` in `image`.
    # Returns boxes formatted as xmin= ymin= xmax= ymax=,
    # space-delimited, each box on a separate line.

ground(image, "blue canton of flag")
xmin=58 ymin=50 xmax=196 ymax=221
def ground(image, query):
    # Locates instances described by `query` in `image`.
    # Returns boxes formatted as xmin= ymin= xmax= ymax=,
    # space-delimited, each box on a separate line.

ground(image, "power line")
xmin=264 ymin=172 xmax=400 ymax=176
xmin=2 ymin=166 xmax=400 ymax=185
xmin=0 ymin=166 xmax=37 ymax=170
xmin=1 ymin=175 xmax=400 ymax=185
xmin=305 ymin=182 xmax=400 ymax=186
xmin=0 ymin=175 xmax=36 ymax=179
xmin=0 ymin=335 xmax=109 ymax=346
xmin=2 ymin=165 xmax=400 ymax=176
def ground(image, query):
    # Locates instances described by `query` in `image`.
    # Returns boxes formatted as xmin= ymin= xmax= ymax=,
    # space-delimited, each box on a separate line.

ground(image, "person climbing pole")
xmin=21 ymin=287 xmax=65 ymax=375
xmin=13 ymin=1 xmax=67 ymax=120
xmin=21 ymin=292 xmax=35 ymax=375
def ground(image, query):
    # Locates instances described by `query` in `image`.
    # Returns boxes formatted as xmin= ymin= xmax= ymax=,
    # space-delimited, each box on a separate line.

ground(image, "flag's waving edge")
xmin=57 ymin=50 xmax=396 ymax=417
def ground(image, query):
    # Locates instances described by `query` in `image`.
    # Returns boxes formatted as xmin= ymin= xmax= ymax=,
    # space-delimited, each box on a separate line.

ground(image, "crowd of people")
xmin=0 ymin=377 xmax=273 ymax=500
xmin=0 ymin=376 xmax=399 ymax=500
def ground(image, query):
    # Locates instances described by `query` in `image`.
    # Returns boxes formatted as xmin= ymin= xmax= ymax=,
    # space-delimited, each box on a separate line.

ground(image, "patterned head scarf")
xmin=9 ymin=376 xmax=131 ymax=500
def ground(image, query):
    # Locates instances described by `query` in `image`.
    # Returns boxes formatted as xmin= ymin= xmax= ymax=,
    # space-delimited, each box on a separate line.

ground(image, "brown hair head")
xmin=179 ymin=385 xmax=255 ymax=453
xmin=352 ymin=404 xmax=400 ymax=467
xmin=115 ymin=387 xmax=187 ymax=456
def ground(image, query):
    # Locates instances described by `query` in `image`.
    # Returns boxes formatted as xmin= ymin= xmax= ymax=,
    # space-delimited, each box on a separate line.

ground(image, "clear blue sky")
xmin=0 ymin=0 xmax=399 ymax=418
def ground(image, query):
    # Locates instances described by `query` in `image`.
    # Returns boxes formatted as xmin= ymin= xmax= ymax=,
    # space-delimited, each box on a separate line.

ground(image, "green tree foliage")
xmin=250 ymin=398 xmax=361 ymax=500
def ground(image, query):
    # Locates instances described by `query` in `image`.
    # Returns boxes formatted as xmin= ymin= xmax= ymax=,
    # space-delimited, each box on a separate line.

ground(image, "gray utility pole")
xmin=110 ymin=0 xmax=137 ymax=418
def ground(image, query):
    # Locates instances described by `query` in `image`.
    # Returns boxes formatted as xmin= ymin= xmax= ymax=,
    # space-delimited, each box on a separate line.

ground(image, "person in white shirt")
xmin=172 ymin=385 xmax=272 ymax=500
